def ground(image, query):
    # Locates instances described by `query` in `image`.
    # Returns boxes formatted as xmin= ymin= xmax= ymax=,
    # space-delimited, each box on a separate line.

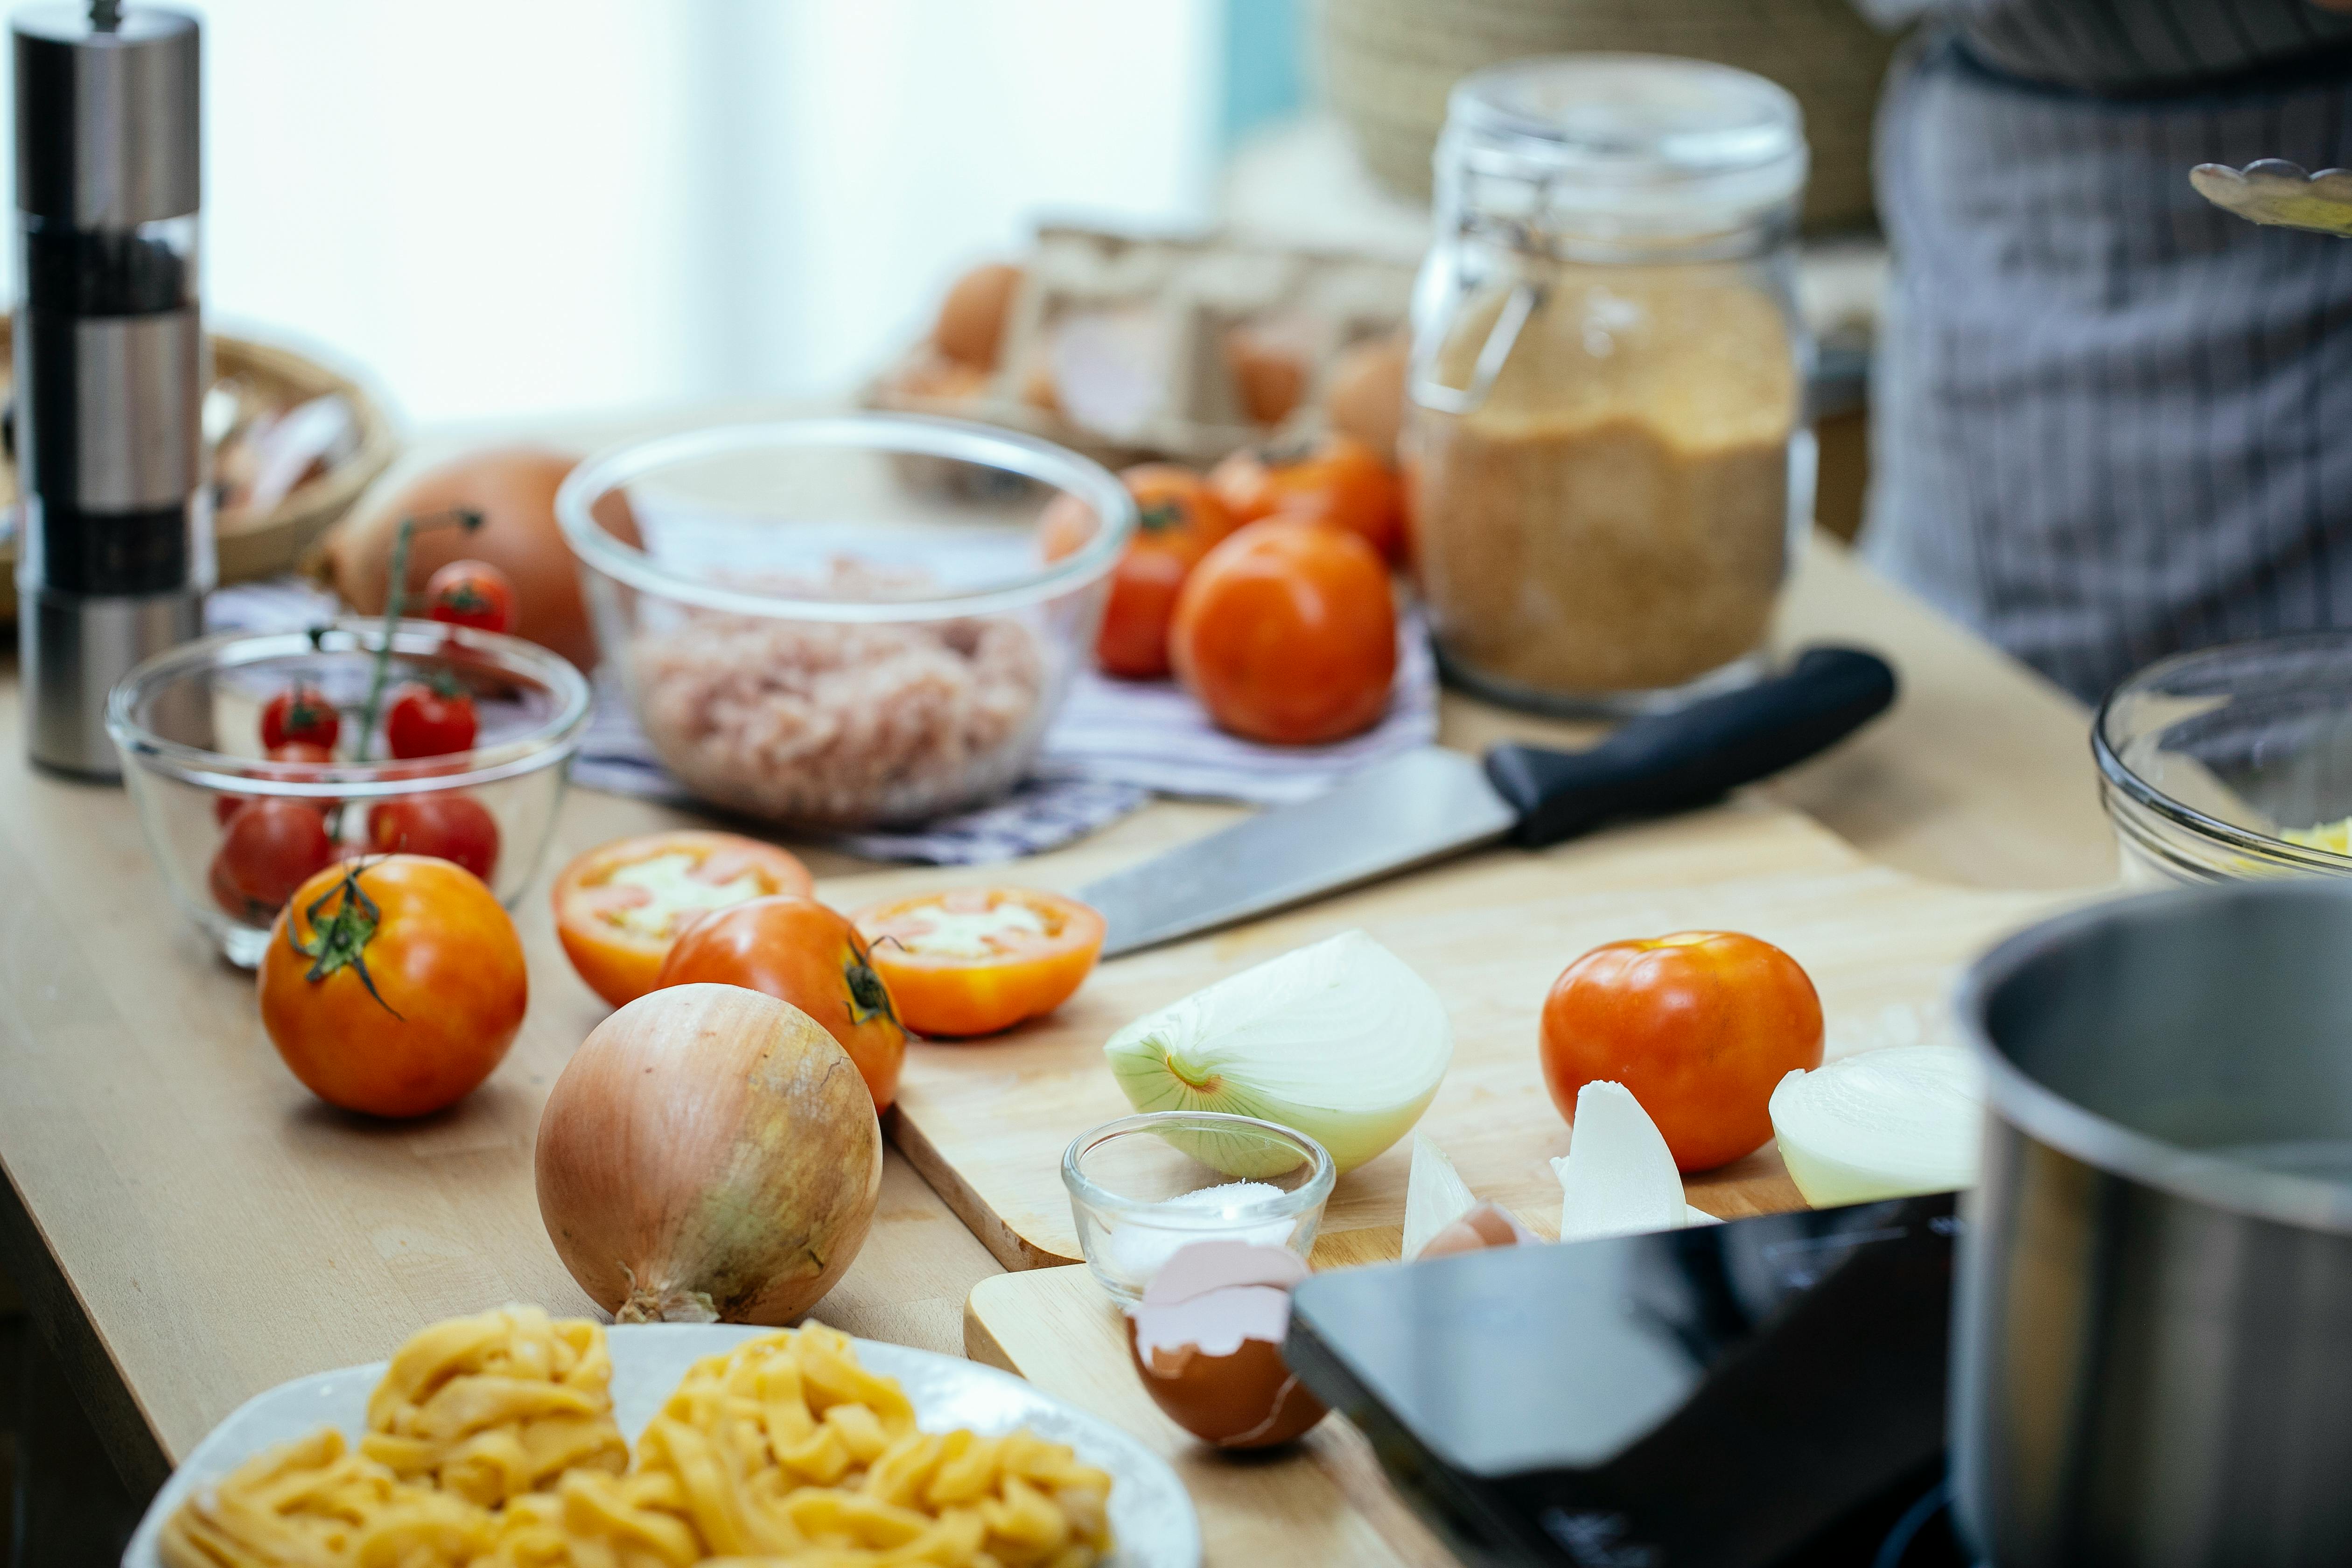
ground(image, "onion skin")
xmin=534 ymin=984 xmax=881 ymax=1325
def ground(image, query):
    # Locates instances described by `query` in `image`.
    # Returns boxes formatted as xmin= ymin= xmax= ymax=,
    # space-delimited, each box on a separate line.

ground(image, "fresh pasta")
xmin=363 ymin=1305 xmax=630 ymax=1506
xmin=157 ymin=1428 xmax=495 ymax=1568
xmin=161 ymin=1313 xmax=1116 ymax=1568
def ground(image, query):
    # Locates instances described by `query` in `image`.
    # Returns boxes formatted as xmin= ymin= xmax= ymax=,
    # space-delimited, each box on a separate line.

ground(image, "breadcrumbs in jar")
xmin=1407 ymin=54 xmax=1811 ymax=711
xmin=1409 ymin=267 xmax=1799 ymax=697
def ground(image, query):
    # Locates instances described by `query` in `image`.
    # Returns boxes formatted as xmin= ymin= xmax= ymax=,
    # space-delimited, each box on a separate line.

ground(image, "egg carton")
xmin=864 ymin=225 xmax=1415 ymax=490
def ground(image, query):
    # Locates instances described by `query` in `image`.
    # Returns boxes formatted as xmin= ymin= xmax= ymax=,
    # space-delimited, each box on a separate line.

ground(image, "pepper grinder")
xmin=13 ymin=0 xmax=205 ymax=777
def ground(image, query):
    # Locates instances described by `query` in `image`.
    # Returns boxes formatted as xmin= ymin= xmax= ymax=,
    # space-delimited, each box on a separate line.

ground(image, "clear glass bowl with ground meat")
xmin=1407 ymin=56 xmax=1814 ymax=715
xmin=555 ymin=415 xmax=1135 ymax=829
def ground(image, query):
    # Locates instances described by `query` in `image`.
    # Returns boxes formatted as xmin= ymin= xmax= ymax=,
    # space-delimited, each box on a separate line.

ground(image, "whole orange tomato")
xmin=1539 ymin=932 xmax=1824 ymax=1173
xmin=1074 ymin=464 xmax=1235 ymax=679
xmin=1170 ymin=518 xmax=1396 ymax=744
xmin=1208 ymin=433 xmax=1404 ymax=562
xmin=655 ymin=895 xmax=907 ymax=1111
xmin=854 ymin=888 xmax=1105 ymax=1037
xmin=552 ymin=830 xmax=814 ymax=1007
xmin=259 ymin=855 xmax=528 ymax=1118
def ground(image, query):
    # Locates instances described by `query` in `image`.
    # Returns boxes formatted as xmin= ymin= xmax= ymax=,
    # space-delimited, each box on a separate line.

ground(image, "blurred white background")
xmin=7 ymin=1 xmax=1244 ymax=425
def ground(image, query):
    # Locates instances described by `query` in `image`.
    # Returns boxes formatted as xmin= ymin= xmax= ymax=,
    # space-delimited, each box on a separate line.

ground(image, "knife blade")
xmin=1080 ymin=646 xmax=1897 ymax=958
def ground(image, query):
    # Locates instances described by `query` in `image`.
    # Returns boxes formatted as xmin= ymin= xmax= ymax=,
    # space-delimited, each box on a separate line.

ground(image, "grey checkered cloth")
xmin=206 ymin=579 xmax=1439 ymax=865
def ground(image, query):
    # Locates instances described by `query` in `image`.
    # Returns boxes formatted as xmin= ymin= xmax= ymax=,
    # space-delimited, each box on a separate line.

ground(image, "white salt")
xmin=1102 ymin=1181 xmax=1296 ymax=1282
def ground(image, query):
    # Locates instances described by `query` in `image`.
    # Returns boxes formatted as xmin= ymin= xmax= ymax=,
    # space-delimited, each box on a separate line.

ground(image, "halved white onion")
xmin=1769 ymin=1044 xmax=1984 ymax=1207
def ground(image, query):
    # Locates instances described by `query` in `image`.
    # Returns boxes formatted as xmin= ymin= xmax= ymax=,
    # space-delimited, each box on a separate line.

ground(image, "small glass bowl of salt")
xmin=1062 ymin=1111 xmax=1336 ymax=1304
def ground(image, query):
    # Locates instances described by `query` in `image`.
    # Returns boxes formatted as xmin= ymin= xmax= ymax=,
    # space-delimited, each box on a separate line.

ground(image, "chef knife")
xmin=1079 ymin=645 xmax=1897 ymax=958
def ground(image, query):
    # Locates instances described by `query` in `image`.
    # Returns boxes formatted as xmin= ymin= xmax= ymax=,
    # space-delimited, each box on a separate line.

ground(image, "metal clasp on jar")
xmin=1409 ymin=277 xmax=1543 ymax=416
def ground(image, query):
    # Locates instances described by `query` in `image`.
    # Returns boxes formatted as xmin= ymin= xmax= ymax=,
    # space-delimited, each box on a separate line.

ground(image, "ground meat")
xmin=632 ymin=608 xmax=1049 ymax=827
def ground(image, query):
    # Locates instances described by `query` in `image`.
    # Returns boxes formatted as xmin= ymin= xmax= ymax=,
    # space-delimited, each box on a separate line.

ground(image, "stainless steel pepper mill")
xmin=13 ymin=0 xmax=205 ymax=777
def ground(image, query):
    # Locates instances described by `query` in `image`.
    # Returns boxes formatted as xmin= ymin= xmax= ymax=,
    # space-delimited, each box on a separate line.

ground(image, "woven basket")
xmin=0 ymin=327 xmax=399 ymax=618
xmin=1320 ymin=0 xmax=1902 ymax=232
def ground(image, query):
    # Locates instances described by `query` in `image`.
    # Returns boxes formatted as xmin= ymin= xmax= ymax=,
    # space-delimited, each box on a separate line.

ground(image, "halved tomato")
xmin=553 ymin=830 xmax=815 ymax=1007
xmin=852 ymin=888 xmax=1105 ymax=1038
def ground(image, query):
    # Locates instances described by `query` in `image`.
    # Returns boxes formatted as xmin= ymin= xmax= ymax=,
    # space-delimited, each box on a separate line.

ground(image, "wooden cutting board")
xmin=966 ymin=1263 xmax=1458 ymax=1568
xmin=876 ymin=794 xmax=2067 ymax=1272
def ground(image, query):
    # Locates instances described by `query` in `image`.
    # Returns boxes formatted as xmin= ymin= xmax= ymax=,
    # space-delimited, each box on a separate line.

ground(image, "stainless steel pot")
xmin=1953 ymin=880 xmax=2352 ymax=1566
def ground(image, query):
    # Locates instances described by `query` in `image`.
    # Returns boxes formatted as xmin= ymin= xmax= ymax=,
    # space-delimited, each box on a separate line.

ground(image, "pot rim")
xmin=1957 ymin=880 xmax=2352 ymax=1236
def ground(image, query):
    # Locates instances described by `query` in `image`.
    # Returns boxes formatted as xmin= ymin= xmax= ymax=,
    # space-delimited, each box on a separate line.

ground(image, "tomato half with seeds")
xmin=259 ymin=855 xmax=527 ymax=1117
xmin=654 ymin=894 xmax=906 ymax=1111
xmin=365 ymin=792 xmax=500 ymax=882
xmin=552 ymin=830 xmax=816 ymax=1007
xmin=853 ymin=888 xmax=1105 ymax=1037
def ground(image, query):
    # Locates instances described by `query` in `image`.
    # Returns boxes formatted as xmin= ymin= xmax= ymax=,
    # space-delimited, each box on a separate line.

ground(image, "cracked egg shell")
xmin=1125 ymin=1239 xmax=1327 ymax=1450
xmin=1419 ymin=1201 xmax=1537 ymax=1260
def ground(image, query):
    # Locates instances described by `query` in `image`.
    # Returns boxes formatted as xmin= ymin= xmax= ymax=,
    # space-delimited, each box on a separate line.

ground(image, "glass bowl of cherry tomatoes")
xmin=107 ymin=617 xmax=591 ymax=966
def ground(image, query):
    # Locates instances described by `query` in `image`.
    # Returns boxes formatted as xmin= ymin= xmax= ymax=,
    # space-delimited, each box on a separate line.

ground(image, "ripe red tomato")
xmin=1539 ymin=932 xmax=1825 ymax=1173
xmin=1169 ymin=518 xmax=1396 ymax=744
xmin=210 ymin=798 xmax=337 ymax=923
xmin=385 ymin=682 xmax=479 ymax=759
xmin=213 ymin=743 xmax=337 ymax=826
xmin=365 ymin=793 xmax=500 ymax=882
xmin=425 ymin=559 xmax=518 ymax=634
xmin=1208 ymin=433 xmax=1405 ymax=562
xmin=1090 ymin=465 xmax=1235 ymax=679
xmin=655 ymin=894 xmax=907 ymax=1111
xmin=259 ymin=856 xmax=527 ymax=1117
xmin=259 ymin=683 xmax=340 ymax=752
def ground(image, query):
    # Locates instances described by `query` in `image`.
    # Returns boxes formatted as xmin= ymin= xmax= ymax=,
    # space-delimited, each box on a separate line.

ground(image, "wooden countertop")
xmin=0 ymin=411 xmax=2114 ymax=1503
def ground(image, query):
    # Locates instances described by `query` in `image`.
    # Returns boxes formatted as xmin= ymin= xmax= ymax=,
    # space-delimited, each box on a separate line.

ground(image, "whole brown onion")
xmin=535 ymin=984 xmax=882 ymax=1324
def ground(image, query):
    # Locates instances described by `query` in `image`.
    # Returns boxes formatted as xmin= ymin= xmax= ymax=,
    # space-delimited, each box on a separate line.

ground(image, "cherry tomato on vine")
xmin=209 ymin=798 xmax=337 ymax=923
xmin=213 ymin=743 xmax=337 ymax=826
xmin=259 ymin=683 xmax=341 ymax=752
xmin=655 ymin=894 xmax=906 ymax=1111
xmin=385 ymin=682 xmax=479 ymax=759
xmin=424 ymin=559 xmax=518 ymax=634
xmin=365 ymin=792 xmax=500 ymax=882
xmin=1539 ymin=931 xmax=1824 ymax=1173
xmin=259 ymin=855 xmax=527 ymax=1118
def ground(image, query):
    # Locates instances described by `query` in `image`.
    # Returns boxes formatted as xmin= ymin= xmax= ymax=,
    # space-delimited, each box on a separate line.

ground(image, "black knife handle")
xmin=1484 ymin=646 xmax=1897 ymax=849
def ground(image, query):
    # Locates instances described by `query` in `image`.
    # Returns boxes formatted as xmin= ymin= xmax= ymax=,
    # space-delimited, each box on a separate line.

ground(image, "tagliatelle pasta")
xmin=362 ymin=1305 xmax=630 ymax=1507
xmin=160 ymin=1314 xmax=1116 ymax=1568
xmin=157 ymin=1428 xmax=496 ymax=1568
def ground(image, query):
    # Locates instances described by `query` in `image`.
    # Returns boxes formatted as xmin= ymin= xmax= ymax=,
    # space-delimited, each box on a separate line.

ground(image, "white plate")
xmin=124 ymin=1324 xmax=1199 ymax=1568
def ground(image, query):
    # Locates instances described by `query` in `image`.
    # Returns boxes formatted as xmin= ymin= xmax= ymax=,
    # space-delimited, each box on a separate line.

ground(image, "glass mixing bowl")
xmin=108 ymin=619 xmax=590 ymax=966
xmin=554 ymin=415 xmax=1136 ymax=830
xmin=2096 ymin=632 xmax=2352 ymax=886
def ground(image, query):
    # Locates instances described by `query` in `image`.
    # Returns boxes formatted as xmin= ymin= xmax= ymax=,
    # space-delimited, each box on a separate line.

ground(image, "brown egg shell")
xmin=1418 ymin=1201 xmax=1536 ymax=1260
xmin=1124 ymin=1313 xmax=1327 ymax=1450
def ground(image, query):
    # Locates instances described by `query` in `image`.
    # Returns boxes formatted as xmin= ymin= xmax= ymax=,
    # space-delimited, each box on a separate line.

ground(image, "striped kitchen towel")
xmin=206 ymin=579 xmax=1440 ymax=864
